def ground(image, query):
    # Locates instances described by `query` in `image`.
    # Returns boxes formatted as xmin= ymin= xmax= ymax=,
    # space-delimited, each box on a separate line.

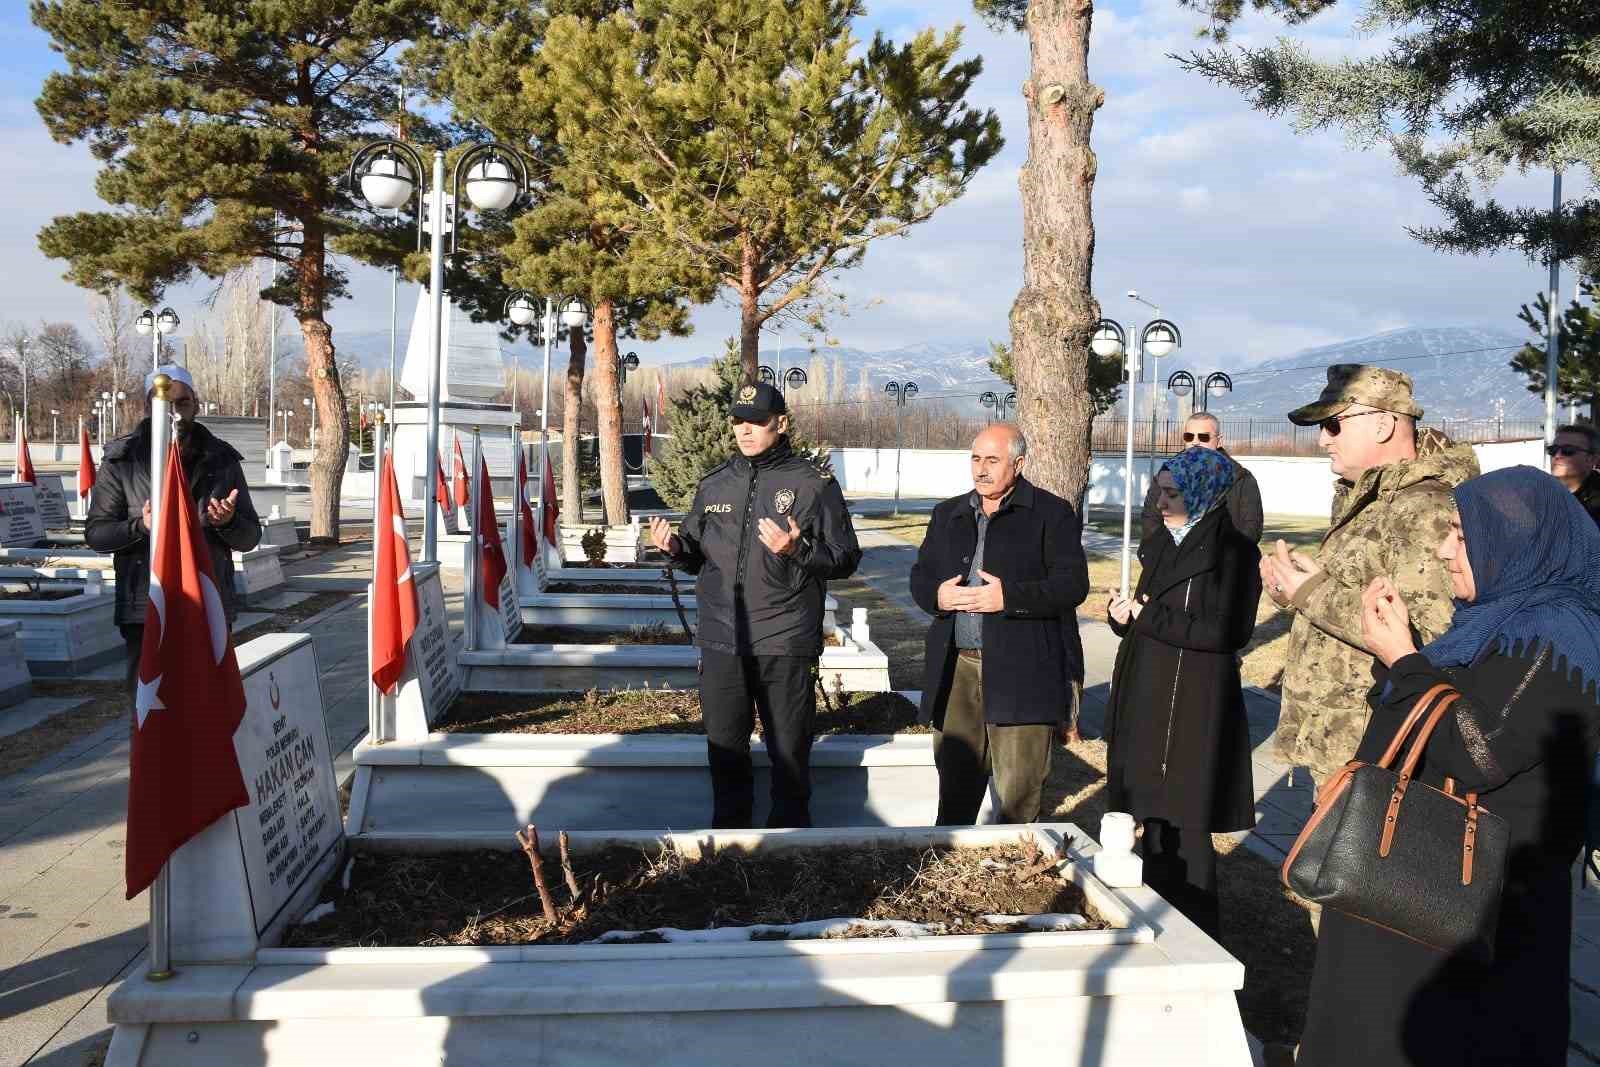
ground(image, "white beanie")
xmin=144 ymin=364 xmax=196 ymax=396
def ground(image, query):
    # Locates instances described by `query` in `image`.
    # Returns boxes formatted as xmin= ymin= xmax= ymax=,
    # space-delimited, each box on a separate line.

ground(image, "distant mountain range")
xmin=328 ymin=322 xmax=1544 ymax=423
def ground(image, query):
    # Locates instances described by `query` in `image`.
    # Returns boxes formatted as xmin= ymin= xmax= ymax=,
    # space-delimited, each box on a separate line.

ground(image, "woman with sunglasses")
xmin=1105 ymin=446 xmax=1261 ymax=936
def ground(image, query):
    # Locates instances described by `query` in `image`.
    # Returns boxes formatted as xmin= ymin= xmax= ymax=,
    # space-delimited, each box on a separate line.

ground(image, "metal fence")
xmin=1088 ymin=417 xmax=1548 ymax=458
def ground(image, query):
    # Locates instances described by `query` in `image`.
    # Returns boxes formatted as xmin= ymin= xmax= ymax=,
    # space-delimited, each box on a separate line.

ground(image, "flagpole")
xmin=77 ymin=417 xmax=88 ymax=519
xmin=506 ymin=424 xmax=519 ymax=582
xmin=368 ymin=413 xmax=386 ymax=747
xmin=538 ymin=298 xmax=553 ymax=559
xmin=465 ymin=427 xmax=481 ymax=653
xmin=146 ymin=373 xmax=175 ymax=982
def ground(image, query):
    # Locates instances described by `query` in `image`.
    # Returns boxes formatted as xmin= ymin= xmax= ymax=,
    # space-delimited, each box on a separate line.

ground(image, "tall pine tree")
xmin=536 ymin=0 xmax=1002 ymax=380
xmin=32 ymin=0 xmax=440 ymax=540
xmin=971 ymin=0 xmax=1107 ymax=506
xmin=416 ymin=0 xmax=713 ymax=525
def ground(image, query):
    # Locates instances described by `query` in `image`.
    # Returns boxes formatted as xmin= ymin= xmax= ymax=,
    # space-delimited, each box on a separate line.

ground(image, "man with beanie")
xmin=86 ymin=366 xmax=261 ymax=695
xmin=648 ymin=382 xmax=861 ymax=828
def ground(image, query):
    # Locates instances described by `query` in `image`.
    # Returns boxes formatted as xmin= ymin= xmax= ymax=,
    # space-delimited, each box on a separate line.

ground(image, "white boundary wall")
xmin=828 ymin=438 xmax=1549 ymax=519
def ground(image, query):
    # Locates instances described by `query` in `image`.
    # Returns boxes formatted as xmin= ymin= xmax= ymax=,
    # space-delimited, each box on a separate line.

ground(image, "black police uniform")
xmin=667 ymin=383 xmax=862 ymax=827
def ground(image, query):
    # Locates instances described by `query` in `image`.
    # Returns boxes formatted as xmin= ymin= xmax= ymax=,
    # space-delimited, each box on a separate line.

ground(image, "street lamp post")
xmin=1094 ymin=318 xmax=1181 ymax=597
xmin=884 ymin=380 xmax=918 ymax=515
xmin=1167 ymin=370 xmax=1232 ymax=414
xmin=16 ymin=337 xmax=26 ymax=441
xmin=503 ymin=293 xmax=588 ymax=553
xmin=504 ymin=291 xmax=540 ymax=419
xmin=50 ymin=409 xmax=59 ymax=447
xmin=134 ymin=307 xmax=181 ymax=373
xmin=350 ymin=138 xmax=532 ymax=563
xmin=278 ymin=409 xmax=292 ymax=448
xmin=783 ymin=367 xmax=807 ymax=394
xmin=618 ymin=350 xmax=640 ymax=387
xmin=302 ymin=396 xmax=315 ymax=445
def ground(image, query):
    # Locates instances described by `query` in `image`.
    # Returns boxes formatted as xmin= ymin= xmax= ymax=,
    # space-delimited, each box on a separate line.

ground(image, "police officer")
xmin=648 ymin=382 xmax=862 ymax=828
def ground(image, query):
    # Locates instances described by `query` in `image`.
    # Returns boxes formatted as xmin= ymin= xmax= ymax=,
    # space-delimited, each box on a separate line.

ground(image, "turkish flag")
xmin=126 ymin=441 xmax=249 ymax=899
xmin=541 ymin=450 xmax=559 ymax=546
xmin=434 ymin=449 xmax=452 ymax=515
xmin=77 ymin=424 xmax=96 ymax=497
xmin=371 ymin=451 xmax=418 ymax=694
xmin=15 ymin=424 xmax=35 ymax=484
xmin=452 ymin=435 xmax=470 ymax=509
xmin=516 ymin=448 xmax=537 ymax=564
xmin=642 ymin=395 xmax=653 ymax=458
xmin=476 ymin=454 xmax=508 ymax=609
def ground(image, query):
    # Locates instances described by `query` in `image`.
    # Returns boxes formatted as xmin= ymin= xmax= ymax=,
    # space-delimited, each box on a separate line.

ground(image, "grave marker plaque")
xmin=34 ymin=475 xmax=71 ymax=530
xmin=0 ymin=484 xmax=46 ymax=546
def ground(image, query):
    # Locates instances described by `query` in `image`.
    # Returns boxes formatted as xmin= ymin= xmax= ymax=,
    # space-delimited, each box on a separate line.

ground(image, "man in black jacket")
xmin=1548 ymin=423 xmax=1600 ymax=526
xmin=86 ymin=366 xmax=262 ymax=694
xmin=910 ymin=424 xmax=1089 ymax=824
xmin=648 ymin=382 xmax=861 ymax=828
xmin=1139 ymin=412 xmax=1263 ymax=542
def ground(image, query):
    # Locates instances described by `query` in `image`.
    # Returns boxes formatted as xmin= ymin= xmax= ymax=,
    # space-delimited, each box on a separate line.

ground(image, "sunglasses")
xmin=1318 ymin=410 xmax=1386 ymax=437
xmin=1182 ymin=432 xmax=1213 ymax=443
xmin=1546 ymin=444 xmax=1592 ymax=458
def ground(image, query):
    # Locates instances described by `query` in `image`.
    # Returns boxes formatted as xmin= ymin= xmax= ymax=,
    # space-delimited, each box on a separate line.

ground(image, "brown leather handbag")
xmin=1282 ymin=683 xmax=1510 ymax=957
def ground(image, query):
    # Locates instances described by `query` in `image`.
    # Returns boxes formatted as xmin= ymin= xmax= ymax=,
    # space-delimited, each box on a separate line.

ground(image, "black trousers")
xmin=120 ymin=624 xmax=143 ymax=702
xmin=699 ymin=648 xmax=817 ymax=829
xmin=1139 ymin=817 xmax=1219 ymax=938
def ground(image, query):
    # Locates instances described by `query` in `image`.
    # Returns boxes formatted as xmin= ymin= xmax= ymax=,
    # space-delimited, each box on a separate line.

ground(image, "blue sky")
xmin=0 ymin=1 xmax=1585 ymax=371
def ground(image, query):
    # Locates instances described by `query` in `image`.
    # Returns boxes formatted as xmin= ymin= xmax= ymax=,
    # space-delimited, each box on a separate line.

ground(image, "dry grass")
xmin=824 ymin=574 xmax=927 ymax=690
xmin=852 ymin=513 xmax=931 ymax=547
xmin=286 ymin=841 xmax=1102 ymax=948
xmin=513 ymin=622 xmax=691 ymax=646
xmin=0 ymin=680 xmax=128 ymax=780
xmin=437 ymin=688 xmax=926 ymax=736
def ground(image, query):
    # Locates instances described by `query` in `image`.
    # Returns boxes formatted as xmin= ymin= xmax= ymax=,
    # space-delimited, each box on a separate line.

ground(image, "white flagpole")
xmin=465 ymin=427 xmax=482 ymax=652
xmin=506 ymin=425 xmax=519 ymax=581
xmin=146 ymin=373 xmax=175 ymax=982
xmin=368 ymin=413 xmax=386 ymax=746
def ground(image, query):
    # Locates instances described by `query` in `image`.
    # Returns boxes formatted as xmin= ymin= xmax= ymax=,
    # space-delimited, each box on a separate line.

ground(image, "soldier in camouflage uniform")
xmin=1263 ymin=365 xmax=1480 ymax=778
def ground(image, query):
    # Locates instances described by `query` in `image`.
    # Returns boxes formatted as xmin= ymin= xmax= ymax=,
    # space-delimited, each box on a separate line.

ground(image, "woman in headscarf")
xmin=1297 ymin=466 xmax=1600 ymax=1067
xmin=1106 ymin=446 xmax=1261 ymax=935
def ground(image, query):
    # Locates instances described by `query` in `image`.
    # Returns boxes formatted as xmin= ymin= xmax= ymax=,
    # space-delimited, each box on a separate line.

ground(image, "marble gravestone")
xmin=33 ymin=475 xmax=72 ymax=530
xmin=0 ymin=484 xmax=46 ymax=546
xmin=167 ymin=632 xmax=343 ymax=962
xmin=374 ymin=563 xmax=462 ymax=741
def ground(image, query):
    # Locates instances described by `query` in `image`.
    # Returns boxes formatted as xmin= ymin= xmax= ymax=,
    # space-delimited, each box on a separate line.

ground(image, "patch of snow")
xmin=301 ymin=901 xmax=337 ymax=924
xmin=979 ymin=913 xmax=1088 ymax=931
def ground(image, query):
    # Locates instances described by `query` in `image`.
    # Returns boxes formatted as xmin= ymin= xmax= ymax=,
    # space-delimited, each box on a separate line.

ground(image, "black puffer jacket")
xmin=86 ymin=418 xmax=262 ymax=626
xmin=670 ymin=441 xmax=861 ymax=656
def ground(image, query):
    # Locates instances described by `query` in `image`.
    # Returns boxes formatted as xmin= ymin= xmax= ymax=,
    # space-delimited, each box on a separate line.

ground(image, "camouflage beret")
xmin=1287 ymin=364 xmax=1425 ymax=426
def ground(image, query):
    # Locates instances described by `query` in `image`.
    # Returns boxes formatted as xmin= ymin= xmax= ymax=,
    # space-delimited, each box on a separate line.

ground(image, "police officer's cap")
xmin=730 ymin=381 xmax=786 ymax=421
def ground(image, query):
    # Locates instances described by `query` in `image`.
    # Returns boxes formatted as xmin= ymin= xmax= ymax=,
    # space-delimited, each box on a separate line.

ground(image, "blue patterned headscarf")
xmin=1419 ymin=466 xmax=1600 ymax=692
xmin=1160 ymin=447 xmax=1235 ymax=523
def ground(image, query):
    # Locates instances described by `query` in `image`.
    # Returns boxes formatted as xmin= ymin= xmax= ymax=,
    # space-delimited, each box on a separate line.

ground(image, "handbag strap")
xmin=1378 ymin=690 xmax=1462 ymax=857
xmin=1375 ymin=683 xmax=1454 ymax=769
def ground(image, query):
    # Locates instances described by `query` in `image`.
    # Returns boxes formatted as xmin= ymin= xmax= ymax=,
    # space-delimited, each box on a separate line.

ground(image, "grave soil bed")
xmin=544 ymin=581 xmax=674 ymax=596
xmin=513 ymin=623 xmax=690 ymax=645
xmin=512 ymin=624 xmax=843 ymax=648
xmin=436 ymin=688 xmax=926 ymax=735
xmin=285 ymin=841 xmax=1103 ymax=948
xmin=0 ymin=586 xmax=81 ymax=601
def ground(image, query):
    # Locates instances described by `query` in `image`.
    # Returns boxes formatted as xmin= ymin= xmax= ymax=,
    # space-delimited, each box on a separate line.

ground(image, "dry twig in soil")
xmin=515 ymin=824 xmax=559 ymax=922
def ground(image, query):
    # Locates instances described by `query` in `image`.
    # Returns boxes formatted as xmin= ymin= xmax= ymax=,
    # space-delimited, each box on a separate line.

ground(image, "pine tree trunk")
xmin=562 ymin=327 xmax=586 ymax=523
xmin=1009 ymin=0 xmax=1104 ymax=506
xmin=739 ymin=232 xmax=762 ymax=383
xmin=590 ymin=299 xmax=632 ymax=525
xmin=296 ymin=227 xmax=348 ymax=542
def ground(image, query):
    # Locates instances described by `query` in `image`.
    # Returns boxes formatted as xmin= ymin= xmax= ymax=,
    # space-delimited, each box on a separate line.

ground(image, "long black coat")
xmin=1297 ymin=647 xmax=1600 ymax=1067
xmin=1106 ymin=508 xmax=1259 ymax=833
xmin=910 ymin=478 xmax=1089 ymax=727
xmin=86 ymin=418 xmax=261 ymax=626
